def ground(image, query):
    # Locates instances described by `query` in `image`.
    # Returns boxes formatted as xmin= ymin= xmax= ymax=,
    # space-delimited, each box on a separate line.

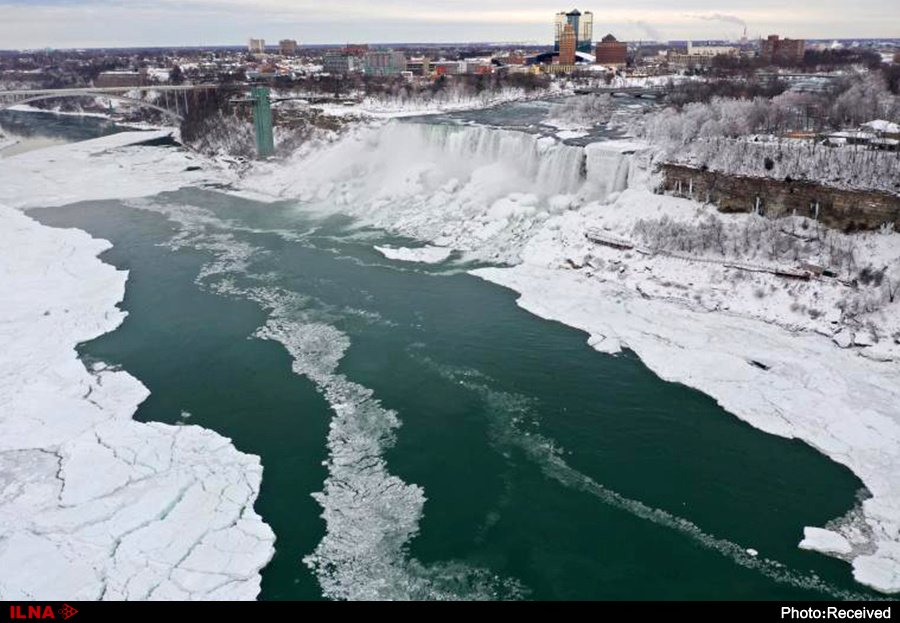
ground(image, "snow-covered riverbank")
xmin=473 ymin=263 xmax=900 ymax=593
xmin=0 ymin=132 xmax=273 ymax=600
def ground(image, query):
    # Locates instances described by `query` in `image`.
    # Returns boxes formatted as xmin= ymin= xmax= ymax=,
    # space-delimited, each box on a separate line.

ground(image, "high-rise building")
xmin=558 ymin=24 xmax=577 ymax=66
xmin=248 ymin=38 xmax=266 ymax=54
xmin=577 ymin=11 xmax=593 ymax=53
xmin=279 ymin=39 xmax=298 ymax=56
xmin=595 ymin=34 xmax=627 ymax=67
xmin=761 ymin=35 xmax=806 ymax=64
xmin=555 ymin=9 xmax=593 ymax=55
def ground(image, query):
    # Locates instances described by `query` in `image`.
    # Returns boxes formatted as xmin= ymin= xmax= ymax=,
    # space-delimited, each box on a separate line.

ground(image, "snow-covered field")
xmin=239 ymin=118 xmax=900 ymax=594
xmin=0 ymin=132 xmax=273 ymax=600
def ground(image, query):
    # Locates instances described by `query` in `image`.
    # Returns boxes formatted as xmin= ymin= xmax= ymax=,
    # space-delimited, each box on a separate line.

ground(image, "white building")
xmin=687 ymin=42 xmax=738 ymax=57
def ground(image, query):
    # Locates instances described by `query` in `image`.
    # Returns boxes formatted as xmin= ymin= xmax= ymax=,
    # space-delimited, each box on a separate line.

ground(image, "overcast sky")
xmin=0 ymin=0 xmax=897 ymax=49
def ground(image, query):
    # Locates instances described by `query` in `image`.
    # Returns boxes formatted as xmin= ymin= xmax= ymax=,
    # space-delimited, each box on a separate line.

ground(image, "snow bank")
xmin=863 ymin=120 xmax=900 ymax=134
xmin=556 ymin=130 xmax=589 ymax=140
xmin=374 ymin=245 xmax=452 ymax=264
xmin=523 ymin=188 xmax=900 ymax=362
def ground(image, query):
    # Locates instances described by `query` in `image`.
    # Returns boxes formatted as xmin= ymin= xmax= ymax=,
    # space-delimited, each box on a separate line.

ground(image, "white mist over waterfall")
xmin=249 ymin=121 xmax=646 ymax=263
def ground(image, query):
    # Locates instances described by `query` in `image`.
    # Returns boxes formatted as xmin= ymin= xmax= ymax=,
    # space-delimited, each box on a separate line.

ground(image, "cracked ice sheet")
xmin=0 ymin=204 xmax=274 ymax=600
xmin=474 ymin=264 xmax=900 ymax=595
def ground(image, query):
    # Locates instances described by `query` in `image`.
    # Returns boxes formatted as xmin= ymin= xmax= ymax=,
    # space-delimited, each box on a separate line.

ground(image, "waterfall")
xmin=269 ymin=121 xmax=643 ymax=246
xmin=251 ymin=120 xmax=647 ymax=263
xmin=381 ymin=122 xmax=589 ymax=197
xmin=583 ymin=142 xmax=637 ymax=201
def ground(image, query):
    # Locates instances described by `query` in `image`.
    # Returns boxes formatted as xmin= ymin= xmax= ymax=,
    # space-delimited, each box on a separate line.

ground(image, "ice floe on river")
xmin=256 ymin=313 xmax=522 ymax=600
xmin=0 ymin=202 xmax=274 ymax=600
xmin=0 ymin=132 xmax=273 ymax=600
xmin=374 ymin=245 xmax=452 ymax=264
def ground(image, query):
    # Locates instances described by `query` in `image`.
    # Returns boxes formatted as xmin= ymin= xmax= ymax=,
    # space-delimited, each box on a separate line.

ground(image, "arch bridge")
xmin=0 ymin=84 xmax=219 ymax=122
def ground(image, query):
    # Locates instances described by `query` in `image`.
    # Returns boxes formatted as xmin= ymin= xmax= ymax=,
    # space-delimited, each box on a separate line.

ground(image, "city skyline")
xmin=0 ymin=0 xmax=898 ymax=49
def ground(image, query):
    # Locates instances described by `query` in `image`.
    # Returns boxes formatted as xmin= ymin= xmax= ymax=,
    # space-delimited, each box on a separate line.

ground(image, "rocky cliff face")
xmin=662 ymin=164 xmax=900 ymax=232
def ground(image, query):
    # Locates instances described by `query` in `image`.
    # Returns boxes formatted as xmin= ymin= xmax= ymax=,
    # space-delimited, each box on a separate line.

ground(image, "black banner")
xmin=0 ymin=601 xmax=896 ymax=612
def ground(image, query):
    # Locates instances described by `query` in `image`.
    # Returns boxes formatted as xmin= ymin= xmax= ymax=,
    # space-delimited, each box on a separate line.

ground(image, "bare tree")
xmin=887 ymin=264 xmax=900 ymax=303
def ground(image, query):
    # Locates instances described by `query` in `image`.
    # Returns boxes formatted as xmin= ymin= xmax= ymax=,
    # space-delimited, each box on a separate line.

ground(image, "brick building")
xmin=94 ymin=70 xmax=148 ymax=88
xmin=595 ymin=34 xmax=627 ymax=68
xmin=761 ymin=35 xmax=806 ymax=64
xmin=558 ymin=23 xmax=577 ymax=66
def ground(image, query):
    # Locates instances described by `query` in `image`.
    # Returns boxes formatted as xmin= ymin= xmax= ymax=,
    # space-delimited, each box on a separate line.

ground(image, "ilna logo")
xmin=9 ymin=606 xmax=78 ymax=620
